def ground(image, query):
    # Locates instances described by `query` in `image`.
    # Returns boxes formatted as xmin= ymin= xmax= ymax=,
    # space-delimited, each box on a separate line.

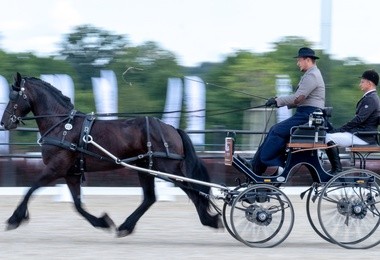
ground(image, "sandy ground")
xmin=0 ymin=194 xmax=379 ymax=260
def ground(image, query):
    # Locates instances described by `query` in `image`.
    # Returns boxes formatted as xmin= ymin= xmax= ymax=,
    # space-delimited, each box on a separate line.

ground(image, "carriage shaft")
xmin=84 ymin=135 xmax=229 ymax=191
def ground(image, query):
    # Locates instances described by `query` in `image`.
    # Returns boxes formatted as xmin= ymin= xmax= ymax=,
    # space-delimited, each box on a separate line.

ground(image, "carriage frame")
xmin=83 ymin=110 xmax=380 ymax=249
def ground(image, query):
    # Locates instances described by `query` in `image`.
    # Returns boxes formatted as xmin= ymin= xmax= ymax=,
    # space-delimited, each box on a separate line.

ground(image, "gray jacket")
xmin=276 ymin=65 xmax=325 ymax=109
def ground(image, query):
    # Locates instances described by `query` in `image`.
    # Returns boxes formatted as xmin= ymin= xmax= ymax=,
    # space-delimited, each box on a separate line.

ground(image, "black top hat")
xmin=360 ymin=70 xmax=379 ymax=86
xmin=294 ymin=47 xmax=319 ymax=59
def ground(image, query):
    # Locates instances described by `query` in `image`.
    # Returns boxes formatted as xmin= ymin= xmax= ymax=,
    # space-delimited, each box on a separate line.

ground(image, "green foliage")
xmin=59 ymin=24 xmax=129 ymax=90
xmin=197 ymin=51 xmax=279 ymax=129
xmin=109 ymin=41 xmax=183 ymax=114
xmin=1 ymin=26 xmax=380 ymax=149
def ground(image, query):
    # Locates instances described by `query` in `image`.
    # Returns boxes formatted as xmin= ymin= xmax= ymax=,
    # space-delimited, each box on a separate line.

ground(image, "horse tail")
xmin=176 ymin=128 xmax=210 ymax=193
xmin=177 ymin=128 xmax=221 ymax=229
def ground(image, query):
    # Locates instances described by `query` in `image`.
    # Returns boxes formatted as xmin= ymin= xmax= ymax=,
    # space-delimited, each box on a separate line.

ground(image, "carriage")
xmin=1 ymin=72 xmax=380 ymax=249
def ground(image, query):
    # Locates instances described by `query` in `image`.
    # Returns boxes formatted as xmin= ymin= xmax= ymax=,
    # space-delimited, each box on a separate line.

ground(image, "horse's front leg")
xmin=65 ymin=174 xmax=115 ymax=230
xmin=6 ymin=173 xmax=58 ymax=230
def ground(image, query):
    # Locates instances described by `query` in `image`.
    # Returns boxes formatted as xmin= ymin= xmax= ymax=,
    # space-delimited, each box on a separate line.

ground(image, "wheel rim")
xmin=318 ymin=169 xmax=380 ymax=249
xmin=230 ymin=184 xmax=295 ymax=248
xmin=305 ymin=185 xmax=333 ymax=243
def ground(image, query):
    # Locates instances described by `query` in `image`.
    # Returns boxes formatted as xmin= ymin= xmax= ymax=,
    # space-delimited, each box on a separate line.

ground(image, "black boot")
xmin=250 ymin=148 xmax=267 ymax=175
xmin=326 ymin=141 xmax=343 ymax=174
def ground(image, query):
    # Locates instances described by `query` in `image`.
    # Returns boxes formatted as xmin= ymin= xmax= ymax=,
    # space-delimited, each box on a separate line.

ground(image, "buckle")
xmin=69 ymin=143 xmax=77 ymax=151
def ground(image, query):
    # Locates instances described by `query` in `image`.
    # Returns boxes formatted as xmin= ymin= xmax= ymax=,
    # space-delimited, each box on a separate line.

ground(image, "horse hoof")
xmin=5 ymin=222 xmax=20 ymax=231
xmin=116 ymin=229 xmax=132 ymax=238
xmin=101 ymin=213 xmax=115 ymax=229
xmin=217 ymin=217 xmax=225 ymax=229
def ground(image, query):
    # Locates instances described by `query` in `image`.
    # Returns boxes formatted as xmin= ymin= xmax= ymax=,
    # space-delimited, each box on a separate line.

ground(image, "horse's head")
xmin=1 ymin=72 xmax=31 ymax=130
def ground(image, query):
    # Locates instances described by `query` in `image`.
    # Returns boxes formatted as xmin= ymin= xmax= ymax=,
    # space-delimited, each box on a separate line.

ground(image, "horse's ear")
xmin=13 ymin=72 xmax=22 ymax=88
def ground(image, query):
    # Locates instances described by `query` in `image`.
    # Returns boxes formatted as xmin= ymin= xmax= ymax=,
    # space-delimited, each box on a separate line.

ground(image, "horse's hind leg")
xmin=116 ymin=171 xmax=156 ymax=237
xmin=65 ymin=174 xmax=115 ymax=230
xmin=183 ymin=187 xmax=222 ymax=229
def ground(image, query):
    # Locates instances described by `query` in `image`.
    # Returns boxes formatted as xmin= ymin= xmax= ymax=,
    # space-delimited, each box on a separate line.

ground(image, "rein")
xmin=20 ymin=114 xmax=84 ymax=121
xmin=183 ymin=76 xmax=270 ymax=101
xmin=19 ymin=104 xmax=268 ymax=122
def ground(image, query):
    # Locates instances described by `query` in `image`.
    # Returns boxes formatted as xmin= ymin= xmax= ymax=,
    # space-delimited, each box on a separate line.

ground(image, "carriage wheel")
xmin=305 ymin=184 xmax=333 ymax=243
xmin=230 ymin=184 xmax=294 ymax=247
xmin=317 ymin=169 xmax=380 ymax=249
xmin=222 ymin=185 xmax=248 ymax=241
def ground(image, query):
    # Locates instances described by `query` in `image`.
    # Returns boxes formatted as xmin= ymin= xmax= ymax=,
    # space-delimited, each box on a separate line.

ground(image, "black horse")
xmin=1 ymin=72 xmax=222 ymax=236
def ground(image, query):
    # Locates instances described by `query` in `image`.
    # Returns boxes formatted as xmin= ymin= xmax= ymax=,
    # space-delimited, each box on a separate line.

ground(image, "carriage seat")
xmin=287 ymin=125 xmax=328 ymax=149
xmin=287 ymin=108 xmax=330 ymax=150
xmin=345 ymin=130 xmax=380 ymax=169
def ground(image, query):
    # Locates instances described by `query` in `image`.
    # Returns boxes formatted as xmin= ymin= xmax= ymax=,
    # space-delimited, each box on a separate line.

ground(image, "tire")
xmin=317 ymin=169 xmax=380 ymax=249
xmin=230 ymin=184 xmax=295 ymax=247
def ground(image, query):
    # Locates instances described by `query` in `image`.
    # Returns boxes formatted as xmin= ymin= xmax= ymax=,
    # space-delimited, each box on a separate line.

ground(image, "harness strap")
xmin=40 ymin=137 xmax=114 ymax=163
xmin=145 ymin=117 xmax=154 ymax=169
xmin=39 ymin=115 xmax=183 ymax=177
xmin=121 ymin=151 xmax=183 ymax=164
xmin=77 ymin=113 xmax=96 ymax=174
xmin=79 ymin=113 xmax=96 ymax=148
xmin=38 ymin=110 xmax=77 ymax=142
xmin=144 ymin=117 xmax=184 ymax=168
xmin=155 ymin=118 xmax=172 ymax=157
xmin=61 ymin=110 xmax=77 ymax=143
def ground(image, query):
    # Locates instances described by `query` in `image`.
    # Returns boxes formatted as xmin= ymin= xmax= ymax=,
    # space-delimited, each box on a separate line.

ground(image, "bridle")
xmin=5 ymin=79 xmax=28 ymax=126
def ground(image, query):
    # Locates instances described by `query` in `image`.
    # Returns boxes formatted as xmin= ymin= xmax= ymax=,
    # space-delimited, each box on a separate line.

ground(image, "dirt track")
xmin=0 ymin=195 xmax=379 ymax=259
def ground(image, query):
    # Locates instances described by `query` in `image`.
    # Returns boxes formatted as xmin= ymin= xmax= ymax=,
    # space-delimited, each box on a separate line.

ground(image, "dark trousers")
xmin=251 ymin=106 xmax=319 ymax=173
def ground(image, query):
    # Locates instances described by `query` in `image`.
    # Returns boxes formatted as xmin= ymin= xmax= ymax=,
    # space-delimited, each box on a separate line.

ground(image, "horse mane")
xmin=26 ymin=77 xmax=74 ymax=110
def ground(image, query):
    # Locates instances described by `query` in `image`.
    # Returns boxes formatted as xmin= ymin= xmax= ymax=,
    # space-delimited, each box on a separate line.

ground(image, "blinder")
xmin=9 ymin=82 xmax=27 ymax=102
xmin=9 ymin=89 xmax=20 ymax=101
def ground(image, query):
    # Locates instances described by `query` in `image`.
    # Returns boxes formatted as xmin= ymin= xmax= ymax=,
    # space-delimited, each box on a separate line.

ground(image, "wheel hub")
xmin=336 ymin=198 xmax=367 ymax=219
xmin=350 ymin=200 xmax=367 ymax=219
xmin=246 ymin=205 xmax=272 ymax=226
xmin=337 ymin=198 xmax=350 ymax=215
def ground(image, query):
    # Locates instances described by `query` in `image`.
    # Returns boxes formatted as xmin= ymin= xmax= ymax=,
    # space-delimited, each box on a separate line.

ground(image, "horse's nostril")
xmin=0 ymin=122 xmax=3 ymax=126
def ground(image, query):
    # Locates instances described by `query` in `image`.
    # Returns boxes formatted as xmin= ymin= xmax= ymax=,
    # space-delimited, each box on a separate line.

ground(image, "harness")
xmin=39 ymin=113 xmax=183 ymax=180
xmin=121 ymin=117 xmax=183 ymax=166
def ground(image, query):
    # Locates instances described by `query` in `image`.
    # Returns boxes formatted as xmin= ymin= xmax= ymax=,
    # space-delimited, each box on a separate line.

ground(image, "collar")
xmin=363 ymin=89 xmax=376 ymax=97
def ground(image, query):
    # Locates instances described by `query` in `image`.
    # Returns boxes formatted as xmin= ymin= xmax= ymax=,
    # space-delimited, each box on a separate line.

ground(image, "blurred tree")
xmin=0 ymin=51 xmax=79 ymax=145
xmin=327 ymin=58 xmax=367 ymax=127
xmin=266 ymin=36 xmax=312 ymax=79
xmin=59 ymin=24 xmax=129 ymax=90
xmin=109 ymin=41 xmax=183 ymax=114
xmin=0 ymin=52 xmax=71 ymax=81
xmin=1 ymin=31 xmax=379 ymax=139
xmin=199 ymin=50 xmax=279 ymax=129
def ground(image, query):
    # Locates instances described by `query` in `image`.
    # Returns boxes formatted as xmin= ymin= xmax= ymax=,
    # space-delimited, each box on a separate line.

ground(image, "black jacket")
xmin=337 ymin=90 xmax=380 ymax=144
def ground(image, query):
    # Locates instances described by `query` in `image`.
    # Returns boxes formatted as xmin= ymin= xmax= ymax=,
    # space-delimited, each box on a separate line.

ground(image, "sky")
xmin=0 ymin=0 xmax=379 ymax=67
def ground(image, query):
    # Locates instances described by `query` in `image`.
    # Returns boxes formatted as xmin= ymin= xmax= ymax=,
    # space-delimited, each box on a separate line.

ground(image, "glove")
xmin=265 ymin=97 xmax=277 ymax=107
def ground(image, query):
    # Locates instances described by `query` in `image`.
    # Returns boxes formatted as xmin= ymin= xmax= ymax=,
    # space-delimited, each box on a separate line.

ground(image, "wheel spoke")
xmin=229 ymin=184 xmax=294 ymax=248
xmin=318 ymin=169 xmax=380 ymax=249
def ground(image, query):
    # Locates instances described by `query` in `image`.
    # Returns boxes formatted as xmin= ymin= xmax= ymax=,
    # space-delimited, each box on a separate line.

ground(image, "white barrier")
xmin=0 ymin=185 xmax=308 ymax=202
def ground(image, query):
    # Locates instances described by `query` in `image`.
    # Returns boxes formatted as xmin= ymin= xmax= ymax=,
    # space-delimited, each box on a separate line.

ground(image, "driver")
xmin=251 ymin=47 xmax=326 ymax=175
